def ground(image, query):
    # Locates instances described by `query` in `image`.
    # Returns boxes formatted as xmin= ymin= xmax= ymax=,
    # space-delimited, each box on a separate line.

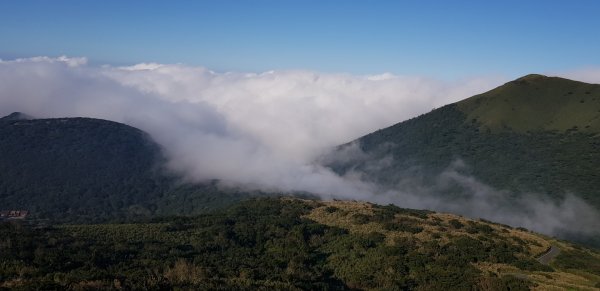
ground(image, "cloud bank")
xmin=0 ymin=56 xmax=505 ymax=192
xmin=1 ymin=56 xmax=599 ymax=237
xmin=324 ymin=143 xmax=600 ymax=237
xmin=378 ymin=161 xmax=600 ymax=236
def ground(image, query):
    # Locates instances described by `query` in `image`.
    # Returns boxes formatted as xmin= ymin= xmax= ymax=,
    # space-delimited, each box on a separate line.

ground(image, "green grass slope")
xmin=458 ymin=74 xmax=600 ymax=133
xmin=1 ymin=198 xmax=598 ymax=290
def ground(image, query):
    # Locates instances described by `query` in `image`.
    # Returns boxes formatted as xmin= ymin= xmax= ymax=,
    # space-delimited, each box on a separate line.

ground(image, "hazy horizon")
xmin=2 ymin=1 xmax=600 ymax=78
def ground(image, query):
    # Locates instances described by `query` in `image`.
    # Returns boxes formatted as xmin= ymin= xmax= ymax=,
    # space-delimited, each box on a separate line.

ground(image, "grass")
xmin=457 ymin=74 xmax=600 ymax=133
xmin=305 ymin=201 xmax=549 ymax=256
xmin=305 ymin=199 xmax=600 ymax=289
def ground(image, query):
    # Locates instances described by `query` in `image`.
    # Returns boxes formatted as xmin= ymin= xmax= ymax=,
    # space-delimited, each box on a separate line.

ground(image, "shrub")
xmin=449 ymin=219 xmax=464 ymax=229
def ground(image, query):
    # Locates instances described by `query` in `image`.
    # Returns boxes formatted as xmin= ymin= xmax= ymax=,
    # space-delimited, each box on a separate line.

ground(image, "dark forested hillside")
xmin=1 ymin=198 xmax=598 ymax=290
xmin=328 ymin=75 xmax=600 ymax=210
xmin=0 ymin=113 xmax=242 ymax=222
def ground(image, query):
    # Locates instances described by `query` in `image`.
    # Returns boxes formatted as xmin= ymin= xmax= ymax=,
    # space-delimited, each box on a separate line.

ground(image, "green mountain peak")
xmin=514 ymin=73 xmax=549 ymax=81
xmin=457 ymin=74 xmax=600 ymax=133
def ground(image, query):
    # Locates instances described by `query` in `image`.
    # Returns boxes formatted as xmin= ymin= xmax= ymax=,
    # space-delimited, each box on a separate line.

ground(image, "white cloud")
xmin=0 ymin=55 xmax=88 ymax=67
xmin=118 ymin=62 xmax=166 ymax=71
xmin=103 ymin=64 xmax=506 ymax=163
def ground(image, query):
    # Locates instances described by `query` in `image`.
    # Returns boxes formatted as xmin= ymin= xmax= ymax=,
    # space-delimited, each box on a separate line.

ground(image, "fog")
xmin=323 ymin=142 xmax=600 ymax=236
xmin=1 ymin=56 xmax=599 ymax=237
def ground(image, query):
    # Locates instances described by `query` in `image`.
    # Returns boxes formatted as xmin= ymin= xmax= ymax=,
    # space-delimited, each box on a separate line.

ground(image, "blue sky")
xmin=1 ymin=0 xmax=599 ymax=78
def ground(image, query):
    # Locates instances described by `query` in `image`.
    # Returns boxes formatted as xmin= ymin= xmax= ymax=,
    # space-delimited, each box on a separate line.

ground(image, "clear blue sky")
xmin=1 ymin=0 xmax=599 ymax=78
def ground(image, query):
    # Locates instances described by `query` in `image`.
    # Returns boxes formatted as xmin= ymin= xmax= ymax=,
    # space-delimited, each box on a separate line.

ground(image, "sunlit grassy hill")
xmin=458 ymin=74 xmax=600 ymax=133
xmin=306 ymin=199 xmax=600 ymax=290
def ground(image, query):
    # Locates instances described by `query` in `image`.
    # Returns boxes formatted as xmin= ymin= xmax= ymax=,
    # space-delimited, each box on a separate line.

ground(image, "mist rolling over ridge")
xmin=323 ymin=142 xmax=600 ymax=238
xmin=325 ymin=74 xmax=600 ymax=242
xmin=1 ymin=57 xmax=600 ymax=240
xmin=0 ymin=56 xmax=502 ymax=191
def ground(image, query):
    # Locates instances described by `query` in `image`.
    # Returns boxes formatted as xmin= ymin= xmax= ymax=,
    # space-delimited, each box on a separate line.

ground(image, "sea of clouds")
xmin=1 ymin=56 xmax=599 ymax=236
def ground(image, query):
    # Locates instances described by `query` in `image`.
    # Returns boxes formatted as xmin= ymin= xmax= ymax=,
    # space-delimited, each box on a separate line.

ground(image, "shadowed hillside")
xmin=0 ymin=113 xmax=243 ymax=222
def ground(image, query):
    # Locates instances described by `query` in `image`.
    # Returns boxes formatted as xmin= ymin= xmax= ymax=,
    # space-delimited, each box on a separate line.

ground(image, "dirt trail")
xmin=537 ymin=245 xmax=560 ymax=265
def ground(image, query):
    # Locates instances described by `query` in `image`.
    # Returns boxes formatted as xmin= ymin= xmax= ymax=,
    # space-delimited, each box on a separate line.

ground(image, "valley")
xmin=1 ymin=75 xmax=600 ymax=290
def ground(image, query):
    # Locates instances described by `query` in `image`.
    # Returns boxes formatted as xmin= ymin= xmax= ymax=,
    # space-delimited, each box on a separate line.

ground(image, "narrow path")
xmin=537 ymin=245 xmax=560 ymax=265
xmin=503 ymin=245 xmax=560 ymax=281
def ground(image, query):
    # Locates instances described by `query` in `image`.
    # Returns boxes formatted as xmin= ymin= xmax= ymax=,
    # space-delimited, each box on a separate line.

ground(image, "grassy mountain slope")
xmin=458 ymin=74 xmax=600 ymax=133
xmin=0 ymin=113 xmax=242 ymax=222
xmin=329 ymin=75 xmax=600 ymax=211
xmin=1 ymin=198 xmax=598 ymax=290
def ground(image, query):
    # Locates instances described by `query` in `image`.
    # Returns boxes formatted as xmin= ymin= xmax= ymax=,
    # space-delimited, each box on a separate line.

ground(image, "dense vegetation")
xmin=554 ymin=247 xmax=600 ymax=277
xmin=5 ymin=197 xmax=597 ymax=290
xmin=0 ymin=114 xmax=243 ymax=223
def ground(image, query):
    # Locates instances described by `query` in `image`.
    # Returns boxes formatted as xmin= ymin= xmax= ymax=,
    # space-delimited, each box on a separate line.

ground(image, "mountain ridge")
xmin=0 ymin=113 xmax=243 ymax=222
xmin=0 ymin=112 xmax=31 ymax=121
xmin=456 ymin=74 xmax=600 ymax=133
xmin=327 ymin=75 xmax=600 ymax=247
xmin=2 ymin=77 xmax=600 ymax=288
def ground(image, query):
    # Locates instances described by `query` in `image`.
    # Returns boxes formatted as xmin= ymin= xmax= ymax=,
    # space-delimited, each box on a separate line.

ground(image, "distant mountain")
xmin=0 ymin=111 xmax=31 ymax=121
xmin=328 ymin=75 xmax=600 ymax=211
xmin=0 ymin=114 xmax=242 ymax=222
xmin=2 ymin=197 xmax=598 ymax=289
